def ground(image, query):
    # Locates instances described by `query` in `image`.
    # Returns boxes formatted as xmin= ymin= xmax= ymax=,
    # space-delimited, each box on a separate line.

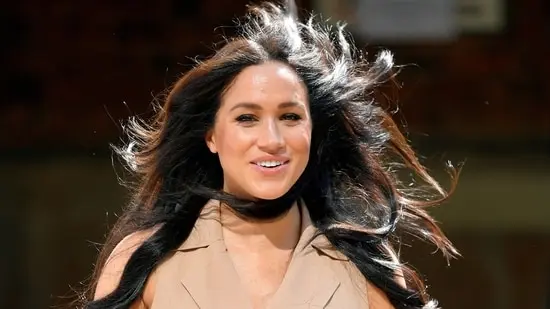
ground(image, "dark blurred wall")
xmin=1 ymin=1 xmax=548 ymax=308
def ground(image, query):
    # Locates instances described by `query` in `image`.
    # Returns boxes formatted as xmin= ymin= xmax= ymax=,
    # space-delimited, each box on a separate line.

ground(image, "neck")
xmin=220 ymin=201 xmax=302 ymax=251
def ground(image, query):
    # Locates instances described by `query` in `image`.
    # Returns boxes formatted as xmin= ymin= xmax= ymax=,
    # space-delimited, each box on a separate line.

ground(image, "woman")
xmin=84 ymin=1 xmax=459 ymax=308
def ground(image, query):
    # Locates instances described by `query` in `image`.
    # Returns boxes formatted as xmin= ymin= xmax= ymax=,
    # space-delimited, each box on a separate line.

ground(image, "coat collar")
xmin=176 ymin=199 xmax=349 ymax=309
xmin=177 ymin=199 xmax=348 ymax=261
xmin=176 ymin=199 xmax=223 ymax=251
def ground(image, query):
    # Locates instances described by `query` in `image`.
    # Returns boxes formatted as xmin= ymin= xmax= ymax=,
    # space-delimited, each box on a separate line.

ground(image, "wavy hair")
xmin=83 ymin=1 xmax=459 ymax=308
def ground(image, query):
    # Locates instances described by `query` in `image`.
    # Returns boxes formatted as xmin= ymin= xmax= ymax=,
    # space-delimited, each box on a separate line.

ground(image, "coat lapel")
xmin=267 ymin=204 xmax=347 ymax=309
xmin=267 ymin=250 xmax=341 ymax=308
xmin=176 ymin=200 xmax=252 ymax=309
xmin=175 ymin=200 xmax=348 ymax=309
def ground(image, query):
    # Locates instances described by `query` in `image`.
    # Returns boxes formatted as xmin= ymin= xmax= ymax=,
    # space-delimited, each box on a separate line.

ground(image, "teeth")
xmin=257 ymin=161 xmax=283 ymax=167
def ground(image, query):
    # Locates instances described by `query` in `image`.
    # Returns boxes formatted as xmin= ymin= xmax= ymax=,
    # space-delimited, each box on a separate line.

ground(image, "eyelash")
xmin=281 ymin=113 xmax=302 ymax=121
xmin=235 ymin=113 xmax=302 ymax=123
xmin=235 ymin=114 xmax=257 ymax=122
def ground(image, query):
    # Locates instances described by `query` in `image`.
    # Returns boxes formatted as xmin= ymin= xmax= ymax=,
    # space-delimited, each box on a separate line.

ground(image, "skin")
xmin=206 ymin=61 xmax=311 ymax=308
xmin=205 ymin=61 xmax=312 ymax=201
xmin=94 ymin=61 xmax=395 ymax=309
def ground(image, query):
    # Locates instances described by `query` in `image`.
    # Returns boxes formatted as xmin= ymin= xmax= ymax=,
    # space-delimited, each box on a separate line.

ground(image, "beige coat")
xmin=150 ymin=200 xmax=373 ymax=309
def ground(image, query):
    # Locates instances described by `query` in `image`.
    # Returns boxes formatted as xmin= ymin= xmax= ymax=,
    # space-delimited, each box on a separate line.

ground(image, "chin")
xmin=252 ymin=191 xmax=288 ymax=201
xmin=248 ymin=185 xmax=292 ymax=201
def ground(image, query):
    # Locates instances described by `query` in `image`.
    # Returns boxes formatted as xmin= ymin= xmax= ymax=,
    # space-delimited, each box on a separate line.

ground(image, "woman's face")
xmin=206 ymin=61 xmax=311 ymax=200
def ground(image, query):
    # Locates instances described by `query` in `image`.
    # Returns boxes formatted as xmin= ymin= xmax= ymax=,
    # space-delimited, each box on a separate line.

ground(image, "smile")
xmin=250 ymin=158 xmax=290 ymax=175
xmin=255 ymin=160 xmax=287 ymax=168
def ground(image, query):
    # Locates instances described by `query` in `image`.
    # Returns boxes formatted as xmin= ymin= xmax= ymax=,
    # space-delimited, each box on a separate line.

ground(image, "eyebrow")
xmin=229 ymin=101 xmax=302 ymax=112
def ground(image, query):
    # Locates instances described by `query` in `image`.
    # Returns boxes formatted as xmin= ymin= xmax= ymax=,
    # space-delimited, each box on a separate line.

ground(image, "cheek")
xmin=214 ymin=125 xmax=255 ymax=157
xmin=285 ymin=126 xmax=312 ymax=155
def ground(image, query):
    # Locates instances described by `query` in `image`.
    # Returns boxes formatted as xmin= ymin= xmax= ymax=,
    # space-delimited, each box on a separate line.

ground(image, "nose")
xmin=257 ymin=119 xmax=284 ymax=153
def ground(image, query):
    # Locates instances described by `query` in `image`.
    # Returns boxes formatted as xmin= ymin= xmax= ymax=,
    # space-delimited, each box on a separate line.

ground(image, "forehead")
xmin=221 ymin=61 xmax=308 ymax=105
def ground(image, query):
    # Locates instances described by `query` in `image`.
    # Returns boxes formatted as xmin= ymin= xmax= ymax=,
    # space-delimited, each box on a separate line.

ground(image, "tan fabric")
xmin=150 ymin=200 xmax=370 ymax=309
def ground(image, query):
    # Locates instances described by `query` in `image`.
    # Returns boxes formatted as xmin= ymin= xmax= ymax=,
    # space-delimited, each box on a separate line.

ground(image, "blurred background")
xmin=1 ymin=0 xmax=549 ymax=308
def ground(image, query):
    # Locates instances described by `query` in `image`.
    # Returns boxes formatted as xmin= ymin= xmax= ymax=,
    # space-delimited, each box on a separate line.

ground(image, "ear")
xmin=205 ymin=130 xmax=217 ymax=154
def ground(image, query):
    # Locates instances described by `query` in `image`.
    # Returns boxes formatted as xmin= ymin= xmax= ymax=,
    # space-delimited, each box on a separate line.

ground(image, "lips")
xmin=255 ymin=160 xmax=285 ymax=168
xmin=250 ymin=156 xmax=290 ymax=172
xmin=251 ymin=156 xmax=290 ymax=165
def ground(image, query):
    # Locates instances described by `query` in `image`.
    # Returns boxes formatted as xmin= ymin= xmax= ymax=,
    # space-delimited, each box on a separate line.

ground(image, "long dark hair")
xmin=83 ymin=1 xmax=459 ymax=308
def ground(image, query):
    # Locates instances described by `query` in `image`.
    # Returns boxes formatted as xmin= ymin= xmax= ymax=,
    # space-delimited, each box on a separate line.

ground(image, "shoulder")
xmin=364 ymin=248 xmax=405 ymax=309
xmin=94 ymin=227 xmax=160 ymax=307
xmin=363 ymin=258 xmax=405 ymax=309
xmin=332 ymin=254 xmax=404 ymax=309
xmin=365 ymin=280 xmax=396 ymax=309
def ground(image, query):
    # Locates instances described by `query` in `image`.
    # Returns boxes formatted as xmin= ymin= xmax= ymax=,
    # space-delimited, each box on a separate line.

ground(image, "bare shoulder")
xmin=94 ymin=227 xmax=160 ymax=308
xmin=365 ymin=267 xmax=405 ymax=309
xmin=366 ymin=280 xmax=395 ymax=309
xmin=365 ymin=245 xmax=404 ymax=309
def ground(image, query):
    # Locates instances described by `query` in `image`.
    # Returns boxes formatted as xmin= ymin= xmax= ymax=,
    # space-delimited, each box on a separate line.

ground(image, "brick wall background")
xmin=1 ymin=1 xmax=549 ymax=308
xmin=2 ymin=0 xmax=548 ymax=148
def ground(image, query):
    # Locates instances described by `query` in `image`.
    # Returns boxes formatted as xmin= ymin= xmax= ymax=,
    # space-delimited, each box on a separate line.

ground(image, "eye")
xmin=235 ymin=114 xmax=257 ymax=122
xmin=281 ymin=113 xmax=302 ymax=121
